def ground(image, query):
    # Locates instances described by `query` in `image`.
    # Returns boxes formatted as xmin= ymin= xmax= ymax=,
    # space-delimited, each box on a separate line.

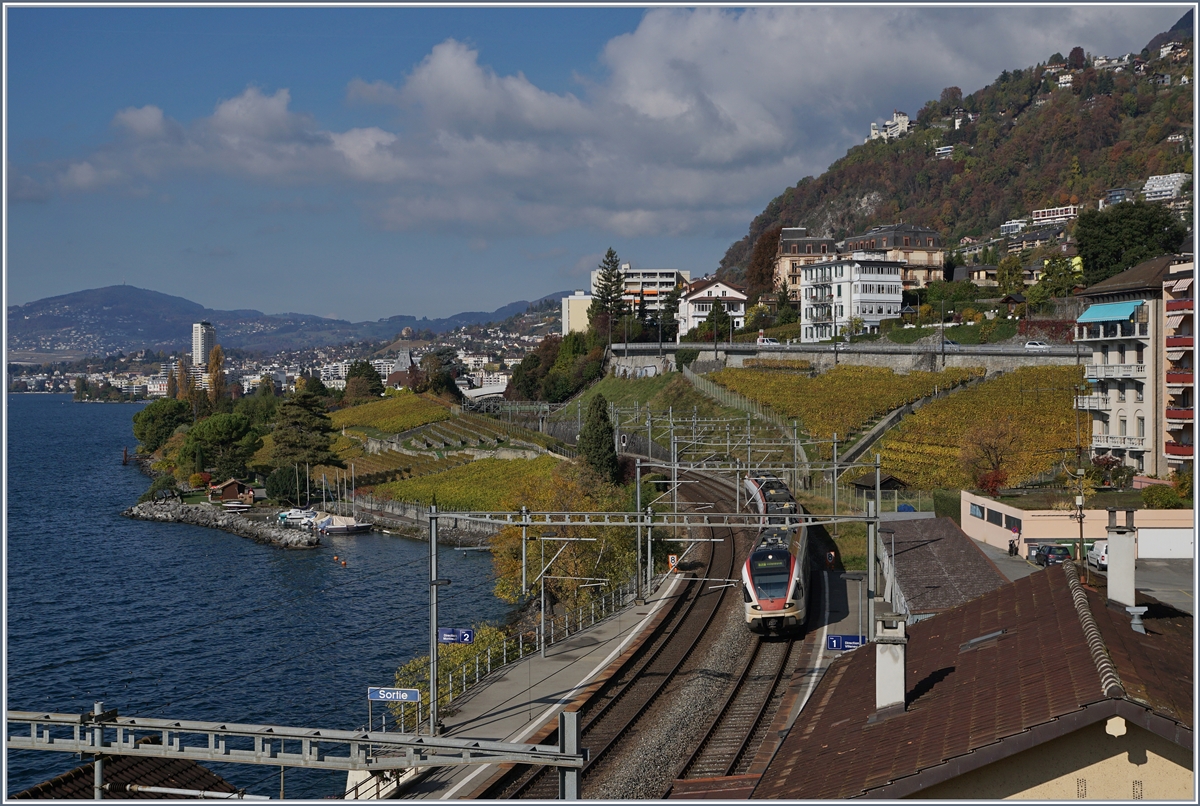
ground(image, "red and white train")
xmin=741 ymin=474 xmax=809 ymax=635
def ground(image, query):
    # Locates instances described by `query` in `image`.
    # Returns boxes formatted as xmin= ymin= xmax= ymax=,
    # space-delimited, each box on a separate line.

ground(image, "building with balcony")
xmin=1161 ymin=258 xmax=1194 ymax=475
xmin=841 ymin=224 xmax=944 ymax=289
xmin=794 ymin=256 xmax=903 ymax=343
xmin=1073 ymin=255 xmax=1179 ymax=476
xmin=773 ymin=227 xmax=838 ymax=295
xmin=676 ymin=278 xmax=747 ymax=339
xmin=1030 ymin=205 xmax=1082 ymax=226
xmin=1142 ymin=173 xmax=1190 ymax=203
xmin=591 ymin=263 xmax=690 ymax=317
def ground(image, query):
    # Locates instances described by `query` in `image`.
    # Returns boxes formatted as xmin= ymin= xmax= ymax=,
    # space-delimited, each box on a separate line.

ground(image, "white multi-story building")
xmin=676 ymin=279 xmax=746 ymax=339
xmin=590 ymin=263 xmax=690 ymax=316
xmin=795 ymin=256 xmax=903 ymax=343
xmin=1142 ymin=173 xmax=1190 ymax=202
xmin=1073 ymin=255 xmax=1180 ymax=476
xmin=1000 ymin=219 xmax=1029 ymax=236
xmin=865 ymin=110 xmax=911 ymax=143
xmin=192 ymin=321 xmax=215 ymax=368
xmin=1030 ymin=205 xmax=1082 ymax=225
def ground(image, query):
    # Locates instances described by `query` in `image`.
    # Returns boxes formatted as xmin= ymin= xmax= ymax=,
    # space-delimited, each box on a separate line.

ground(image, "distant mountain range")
xmin=6 ymin=285 xmax=569 ymax=358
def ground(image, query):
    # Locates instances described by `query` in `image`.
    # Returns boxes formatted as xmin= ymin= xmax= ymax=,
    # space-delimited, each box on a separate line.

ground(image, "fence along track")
xmin=672 ymin=636 xmax=797 ymax=783
xmin=480 ymin=474 xmax=739 ymax=799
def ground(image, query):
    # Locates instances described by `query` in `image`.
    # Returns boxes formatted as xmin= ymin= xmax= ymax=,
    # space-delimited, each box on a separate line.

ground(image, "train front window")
xmin=750 ymin=553 xmax=790 ymax=599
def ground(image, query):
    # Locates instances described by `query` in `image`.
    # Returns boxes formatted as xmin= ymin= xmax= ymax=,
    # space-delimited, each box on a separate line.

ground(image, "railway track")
xmin=477 ymin=473 xmax=743 ymax=799
xmin=670 ymin=634 xmax=799 ymax=782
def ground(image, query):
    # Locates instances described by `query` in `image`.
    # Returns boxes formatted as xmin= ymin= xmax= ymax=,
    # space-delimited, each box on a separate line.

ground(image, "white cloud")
xmin=21 ymin=6 xmax=1184 ymax=240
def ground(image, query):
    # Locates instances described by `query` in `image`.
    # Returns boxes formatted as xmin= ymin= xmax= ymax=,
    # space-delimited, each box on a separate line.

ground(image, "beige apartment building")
xmin=1162 ymin=257 xmax=1194 ymax=475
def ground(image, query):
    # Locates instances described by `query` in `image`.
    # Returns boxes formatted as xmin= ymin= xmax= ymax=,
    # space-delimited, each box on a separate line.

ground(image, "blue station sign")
xmin=367 ymin=687 xmax=420 ymax=702
xmin=826 ymin=634 xmax=867 ymax=651
xmin=437 ymin=627 xmax=475 ymax=644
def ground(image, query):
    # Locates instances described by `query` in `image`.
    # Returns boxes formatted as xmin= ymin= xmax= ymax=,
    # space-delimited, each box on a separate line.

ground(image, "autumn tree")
xmin=180 ymin=412 xmax=261 ymax=482
xmin=132 ymin=397 xmax=191 ymax=453
xmin=960 ymin=416 xmax=1024 ymax=495
xmin=206 ymin=345 xmax=227 ymax=410
xmin=744 ymin=224 xmax=783 ymax=303
xmin=345 ymin=360 xmax=384 ymax=398
xmin=996 ymin=255 xmax=1026 ymax=295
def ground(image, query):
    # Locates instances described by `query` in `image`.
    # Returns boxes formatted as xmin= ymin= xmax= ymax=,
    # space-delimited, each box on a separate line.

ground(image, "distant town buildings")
xmin=1030 ymin=204 xmax=1082 ymax=225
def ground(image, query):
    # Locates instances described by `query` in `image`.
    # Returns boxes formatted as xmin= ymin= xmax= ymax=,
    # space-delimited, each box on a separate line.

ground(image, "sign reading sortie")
xmin=367 ymin=687 xmax=421 ymax=702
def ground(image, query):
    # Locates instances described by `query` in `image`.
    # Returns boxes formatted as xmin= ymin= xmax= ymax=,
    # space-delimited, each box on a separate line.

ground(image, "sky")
xmin=4 ymin=3 xmax=1189 ymax=322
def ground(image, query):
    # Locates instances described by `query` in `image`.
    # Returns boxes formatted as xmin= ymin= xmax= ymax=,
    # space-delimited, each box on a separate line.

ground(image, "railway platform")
xmin=389 ymin=572 xmax=687 ymax=800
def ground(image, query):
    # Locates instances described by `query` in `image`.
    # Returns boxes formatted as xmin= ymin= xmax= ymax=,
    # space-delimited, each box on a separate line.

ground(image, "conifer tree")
xmin=588 ymin=248 xmax=627 ymax=334
xmin=578 ymin=394 xmax=619 ymax=484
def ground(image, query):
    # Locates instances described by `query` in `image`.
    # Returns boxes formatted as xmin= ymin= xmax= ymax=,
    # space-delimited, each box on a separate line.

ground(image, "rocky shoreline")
xmin=122 ymin=500 xmax=320 ymax=549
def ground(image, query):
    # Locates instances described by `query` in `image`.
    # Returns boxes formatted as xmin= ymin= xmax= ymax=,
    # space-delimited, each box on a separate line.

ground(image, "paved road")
xmin=971 ymin=538 xmax=1039 ymax=582
xmin=1087 ymin=558 xmax=1194 ymax=615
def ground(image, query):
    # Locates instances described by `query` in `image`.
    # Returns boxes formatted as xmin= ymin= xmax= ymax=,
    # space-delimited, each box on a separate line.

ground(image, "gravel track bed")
xmin=589 ymin=599 xmax=754 ymax=798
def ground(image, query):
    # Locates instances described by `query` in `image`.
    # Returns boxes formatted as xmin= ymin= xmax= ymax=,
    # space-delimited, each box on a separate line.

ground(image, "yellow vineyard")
xmin=372 ymin=455 xmax=561 ymax=511
xmin=710 ymin=365 xmax=984 ymax=456
xmin=330 ymin=393 xmax=450 ymax=434
xmin=878 ymin=365 xmax=1089 ymax=489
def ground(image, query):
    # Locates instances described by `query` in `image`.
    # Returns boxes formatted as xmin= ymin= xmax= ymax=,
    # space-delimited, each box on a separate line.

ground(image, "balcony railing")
xmin=1166 ymin=335 xmax=1194 ymax=348
xmin=1164 ymin=442 xmax=1194 ymax=457
xmin=1085 ymin=363 xmax=1146 ymax=379
xmin=1166 ymin=371 xmax=1195 ymax=386
xmin=1092 ymin=434 xmax=1147 ymax=450
xmin=1165 ymin=299 xmax=1194 ymax=312
xmin=1075 ymin=323 xmax=1147 ymax=340
xmin=1165 ymin=408 xmax=1195 ymax=421
xmin=1074 ymin=394 xmax=1111 ymax=411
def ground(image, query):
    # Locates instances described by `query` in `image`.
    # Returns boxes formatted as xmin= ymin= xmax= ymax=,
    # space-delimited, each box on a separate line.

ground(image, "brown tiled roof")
xmin=884 ymin=517 xmax=1008 ymax=615
xmin=753 ymin=563 xmax=1193 ymax=799
xmin=11 ymin=738 xmax=239 ymax=799
xmin=1078 ymin=254 xmax=1176 ymax=297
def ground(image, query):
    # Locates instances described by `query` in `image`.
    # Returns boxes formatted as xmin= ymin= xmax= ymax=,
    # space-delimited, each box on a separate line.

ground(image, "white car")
xmin=1024 ymin=340 xmax=1051 ymax=352
xmin=756 ymin=337 xmax=780 ymax=345
xmin=1087 ymin=540 xmax=1108 ymax=571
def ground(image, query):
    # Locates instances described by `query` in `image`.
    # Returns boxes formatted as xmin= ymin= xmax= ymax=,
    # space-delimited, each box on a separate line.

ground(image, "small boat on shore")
xmin=315 ymin=513 xmax=372 ymax=535
xmin=277 ymin=508 xmax=317 ymax=527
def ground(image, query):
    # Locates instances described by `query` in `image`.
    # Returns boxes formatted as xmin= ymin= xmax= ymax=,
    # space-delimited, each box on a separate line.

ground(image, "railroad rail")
xmin=476 ymin=474 xmax=741 ymax=798
xmin=670 ymin=635 xmax=798 ymax=783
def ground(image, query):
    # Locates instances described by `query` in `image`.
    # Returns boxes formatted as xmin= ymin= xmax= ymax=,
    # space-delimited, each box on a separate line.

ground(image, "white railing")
xmin=1074 ymin=394 xmax=1111 ymax=411
xmin=1085 ymin=364 xmax=1146 ymax=379
xmin=1092 ymin=434 xmax=1147 ymax=449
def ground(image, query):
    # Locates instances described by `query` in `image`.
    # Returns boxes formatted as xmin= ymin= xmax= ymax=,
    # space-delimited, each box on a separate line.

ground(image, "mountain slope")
xmin=6 ymin=285 xmax=543 ymax=356
xmin=720 ymin=19 xmax=1193 ymax=279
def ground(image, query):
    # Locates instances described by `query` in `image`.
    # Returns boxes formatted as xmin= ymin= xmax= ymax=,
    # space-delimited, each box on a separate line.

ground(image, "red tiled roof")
xmin=753 ymin=563 xmax=1193 ymax=799
xmin=11 ymin=740 xmax=239 ymax=799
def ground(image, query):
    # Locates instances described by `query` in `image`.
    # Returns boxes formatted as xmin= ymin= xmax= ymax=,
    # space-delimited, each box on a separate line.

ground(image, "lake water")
xmin=5 ymin=393 xmax=513 ymax=798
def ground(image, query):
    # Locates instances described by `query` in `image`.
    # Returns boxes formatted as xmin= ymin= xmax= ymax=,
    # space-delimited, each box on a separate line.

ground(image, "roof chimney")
xmin=1106 ymin=508 xmax=1137 ymax=609
xmin=873 ymin=613 xmax=907 ymax=719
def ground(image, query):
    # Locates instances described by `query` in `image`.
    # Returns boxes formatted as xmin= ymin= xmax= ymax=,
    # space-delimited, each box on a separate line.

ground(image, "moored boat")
xmin=315 ymin=513 xmax=372 ymax=535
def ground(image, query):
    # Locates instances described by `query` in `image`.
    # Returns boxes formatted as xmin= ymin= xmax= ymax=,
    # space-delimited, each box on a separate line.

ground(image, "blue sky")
xmin=5 ymin=4 xmax=1189 ymax=321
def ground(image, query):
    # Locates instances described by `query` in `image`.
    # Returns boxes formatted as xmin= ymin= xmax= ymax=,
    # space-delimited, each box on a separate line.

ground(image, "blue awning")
xmin=1077 ymin=301 xmax=1143 ymax=323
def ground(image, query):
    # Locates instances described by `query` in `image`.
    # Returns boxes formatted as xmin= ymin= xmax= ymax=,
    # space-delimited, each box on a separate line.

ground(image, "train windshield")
xmin=750 ymin=552 xmax=790 ymax=599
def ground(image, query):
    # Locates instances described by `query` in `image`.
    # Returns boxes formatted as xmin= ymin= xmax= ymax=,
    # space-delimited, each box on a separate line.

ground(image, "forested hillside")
xmin=720 ymin=18 xmax=1193 ymax=279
